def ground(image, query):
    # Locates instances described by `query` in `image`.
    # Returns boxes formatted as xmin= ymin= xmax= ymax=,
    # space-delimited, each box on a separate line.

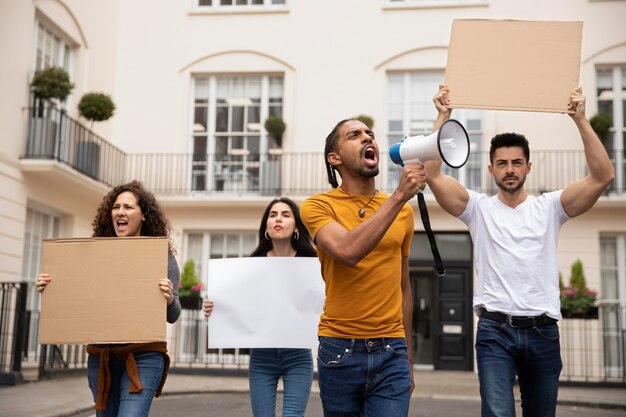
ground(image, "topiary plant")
xmin=78 ymin=92 xmax=116 ymax=128
xmin=589 ymin=113 xmax=613 ymax=140
xmin=31 ymin=67 xmax=74 ymax=102
xmin=569 ymin=259 xmax=587 ymax=292
xmin=264 ymin=116 xmax=286 ymax=142
xmin=354 ymin=114 xmax=374 ymax=129
xmin=179 ymin=258 xmax=203 ymax=299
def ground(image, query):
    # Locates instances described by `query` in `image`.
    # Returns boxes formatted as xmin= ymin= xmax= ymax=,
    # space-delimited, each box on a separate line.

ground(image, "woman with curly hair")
xmin=203 ymin=197 xmax=317 ymax=417
xmin=37 ymin=180 xmax=181 ymax=417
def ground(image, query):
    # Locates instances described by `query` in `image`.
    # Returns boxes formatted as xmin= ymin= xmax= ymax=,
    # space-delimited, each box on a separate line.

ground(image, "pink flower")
xmin=191 ymin=284 xmax=203 ymax=292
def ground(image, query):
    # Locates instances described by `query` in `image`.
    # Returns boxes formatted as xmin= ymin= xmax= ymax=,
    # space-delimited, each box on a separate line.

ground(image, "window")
xmin=599 ymin=235 xmax=626 ymax=377
xmin=197 ymin=0 xmax=286 ymax=8
xmin=21 ymin=205 xmax=61 ymax=360
xmin=596 ymin=67 xmax=625 ymax=193
xmin=386 ymin=0 xmax=486 ymax=6
xmin=192 ymin=75 xmax=284 ymax=193
xmin=34 ymin=22 xmax=72 ymax=72
xmin=386 ymin=71 xmax=483 ymax=190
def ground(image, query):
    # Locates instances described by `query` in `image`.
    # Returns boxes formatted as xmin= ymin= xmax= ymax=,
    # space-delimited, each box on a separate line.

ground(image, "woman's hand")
xmin=203 ymin=299 xmax=214 ymax=318
xmin=158 ymin=278 xmax=174 ymax=306
xmin=36 ymin=273 xmax=51 ymax=293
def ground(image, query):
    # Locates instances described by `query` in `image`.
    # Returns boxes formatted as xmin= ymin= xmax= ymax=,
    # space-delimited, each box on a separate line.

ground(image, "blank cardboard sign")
xmin=40 ymin=237 xmax=168 ymax=345
xmin=445 ymin=19 xmax=583 ymax=113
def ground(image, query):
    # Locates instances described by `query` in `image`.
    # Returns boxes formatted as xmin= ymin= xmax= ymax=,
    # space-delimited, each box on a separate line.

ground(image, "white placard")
xmin=206 ymin=257 xmax=324 ymax=348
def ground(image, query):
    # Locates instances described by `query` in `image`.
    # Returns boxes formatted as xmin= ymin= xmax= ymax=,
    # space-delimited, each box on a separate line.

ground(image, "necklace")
xmin=340 ymin=187 xmax=378 ymax=218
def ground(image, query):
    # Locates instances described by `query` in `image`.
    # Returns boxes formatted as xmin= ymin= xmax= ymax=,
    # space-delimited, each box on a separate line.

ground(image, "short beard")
xmin=495 ymin=177 xmax=525 ymax=193
xmin=358 ymin=166 xmax=379 ymax=178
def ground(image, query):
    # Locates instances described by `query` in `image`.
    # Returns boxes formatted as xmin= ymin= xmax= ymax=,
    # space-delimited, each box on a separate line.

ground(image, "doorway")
xmin=412 ymin=268 xmax=435 ymax=368
xmin=409 ymin=232 xmax=474 ymax=371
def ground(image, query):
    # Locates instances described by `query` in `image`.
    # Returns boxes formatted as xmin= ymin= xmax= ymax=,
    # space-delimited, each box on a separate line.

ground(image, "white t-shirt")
xmin=458 ymin=190 xmax=570 ymax=320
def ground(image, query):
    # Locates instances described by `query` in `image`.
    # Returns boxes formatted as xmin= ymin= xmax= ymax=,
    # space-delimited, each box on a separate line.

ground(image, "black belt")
xmin=478 ymin=307 xmax=557 ymax=328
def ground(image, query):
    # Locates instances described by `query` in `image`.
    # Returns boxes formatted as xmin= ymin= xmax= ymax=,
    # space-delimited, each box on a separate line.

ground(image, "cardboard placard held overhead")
xmin=445 ymin=19 xmax=583 ymax=113
xmin=40 ymin=237 xmax=168 ymax=345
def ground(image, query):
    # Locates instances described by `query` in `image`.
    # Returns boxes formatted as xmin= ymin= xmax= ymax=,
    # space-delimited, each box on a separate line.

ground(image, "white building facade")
xmin=1 ymin=0 xmax=625 ymax=379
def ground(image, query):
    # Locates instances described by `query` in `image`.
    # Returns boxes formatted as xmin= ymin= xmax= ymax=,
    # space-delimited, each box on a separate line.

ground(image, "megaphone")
xmin=389 ymin=119 xmax=470 ymax=168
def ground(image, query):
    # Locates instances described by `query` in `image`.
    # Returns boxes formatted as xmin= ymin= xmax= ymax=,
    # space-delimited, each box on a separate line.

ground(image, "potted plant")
xmin=28 ymin=67 xmax=74 ymax=157
xmin=354 ymin=114 xmax=374 ymax=129
xmin=74 ymin=92 xmax=116 ymax=178
xmin=263 ymin=116 xmax=285 ymax=195
xmin=30 ymin=66 xmax=74 ymax=109
xmin=264 ymin=116 xmax=286 ymax=147
xmin=78 ymin=92 xmax=116 ymax=129
xmin=589 ymin=113 xmax=613 ymax=141
xmin=560 ymin=260 xmax=598 ymax=319
xmin=178 ymin=258 xmax=204 ymax=309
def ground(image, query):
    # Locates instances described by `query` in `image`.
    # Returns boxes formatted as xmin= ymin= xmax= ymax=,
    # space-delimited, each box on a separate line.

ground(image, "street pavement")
xmin=0 ymin=370 xmax=625 ymax=417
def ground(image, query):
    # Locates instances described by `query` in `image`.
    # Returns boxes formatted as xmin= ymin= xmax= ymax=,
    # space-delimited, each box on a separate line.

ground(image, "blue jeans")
xmin=249 ymin=348 xmax=313 ymax=417
xmin=476 ymin=317 xmax=562 ymax=417
xmin=317 ymin=337 xmax=411 ymax=417
xmin=87 ymin=351 xmax=165 ymax=417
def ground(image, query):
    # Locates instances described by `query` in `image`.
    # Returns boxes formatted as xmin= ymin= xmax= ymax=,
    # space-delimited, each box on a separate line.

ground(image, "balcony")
xmin=21 ymin=106 xmax=626 ymax=200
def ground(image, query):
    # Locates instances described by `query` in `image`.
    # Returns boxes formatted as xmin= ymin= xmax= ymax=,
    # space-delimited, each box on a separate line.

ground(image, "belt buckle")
xmin=507 ymin=314 xmax=514 ymax=327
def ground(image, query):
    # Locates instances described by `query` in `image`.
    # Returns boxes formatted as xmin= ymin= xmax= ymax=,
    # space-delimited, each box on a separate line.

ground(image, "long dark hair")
xmin=250 ymin=197 xmax=316 ymax=257
xmin=91 ymin=180 xmax=175 ymax=254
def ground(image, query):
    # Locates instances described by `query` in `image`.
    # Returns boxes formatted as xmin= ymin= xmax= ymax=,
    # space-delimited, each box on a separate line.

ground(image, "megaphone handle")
xmin=416 ymin=192 xmax=445 ymax=277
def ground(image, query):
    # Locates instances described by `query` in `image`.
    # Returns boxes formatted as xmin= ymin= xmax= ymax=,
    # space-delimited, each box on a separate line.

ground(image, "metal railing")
xmin=0 ymin=282 xmax=28 ymax=385
xmin=23 ymin=105 xmax=625 ymax=196
xmin=560 ymin=305 xmax=626 ymax=383
xmin=24 ymin=101 xmax=127 ymax=186
xmin=1 ymin=282 xmax=625 ymax=383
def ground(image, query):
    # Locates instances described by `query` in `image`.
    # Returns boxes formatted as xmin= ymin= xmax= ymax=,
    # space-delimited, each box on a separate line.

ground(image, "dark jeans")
xmin=476 ymin=317 xmax=562 ymax=417
xmin=317 ymin=337 xmax=411 ymax=417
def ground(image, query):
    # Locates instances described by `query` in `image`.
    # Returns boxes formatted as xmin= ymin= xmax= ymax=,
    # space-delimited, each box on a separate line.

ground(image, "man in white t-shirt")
xmin=426 ymin=85 xmax=614 ymax=417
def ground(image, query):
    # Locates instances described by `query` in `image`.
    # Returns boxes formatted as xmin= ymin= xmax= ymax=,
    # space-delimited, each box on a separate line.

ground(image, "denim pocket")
xmin=533 ymin=323 xmax=560 ymax=341
xmin=477 ymin=317 xmax=504 ymax=333
xmin=317 ymin=340 xmax=350 ymax=367
xmin=384 ymin=339 xmax=409 ymax=359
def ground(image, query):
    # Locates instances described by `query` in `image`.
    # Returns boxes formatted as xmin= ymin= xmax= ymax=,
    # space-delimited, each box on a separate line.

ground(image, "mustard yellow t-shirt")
xmin=301 ymin=188 xmax=414 ymax=338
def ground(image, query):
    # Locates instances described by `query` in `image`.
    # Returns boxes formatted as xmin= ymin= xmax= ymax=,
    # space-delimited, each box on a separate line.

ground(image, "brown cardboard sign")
xmin=445 ymin=19 xmax=583 ymax=113
xmin=40 ymin=237 xmax=168 ymax=345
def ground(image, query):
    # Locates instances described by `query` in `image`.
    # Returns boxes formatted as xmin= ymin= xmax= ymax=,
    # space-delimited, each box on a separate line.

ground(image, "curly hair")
xmin=250 ymin=197 xmax=316 ymax=258
xmin=91 ymin=180 xmax=175 ymax=254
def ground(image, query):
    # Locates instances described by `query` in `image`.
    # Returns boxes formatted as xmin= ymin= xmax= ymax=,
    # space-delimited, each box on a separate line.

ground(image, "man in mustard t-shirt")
xmin=301 ymin=118 xmax=425 ymax=416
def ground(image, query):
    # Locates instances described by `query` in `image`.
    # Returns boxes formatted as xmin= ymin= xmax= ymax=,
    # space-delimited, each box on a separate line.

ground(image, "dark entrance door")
xmin=435 ymin=267 xmax=473 ymax=370
xmin=409 ymin=232 xmax=474 ymax=371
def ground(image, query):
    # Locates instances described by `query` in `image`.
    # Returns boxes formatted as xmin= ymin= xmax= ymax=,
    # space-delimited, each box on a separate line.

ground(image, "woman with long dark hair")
xmin=204 ymin=197 xmax=316 ymax=417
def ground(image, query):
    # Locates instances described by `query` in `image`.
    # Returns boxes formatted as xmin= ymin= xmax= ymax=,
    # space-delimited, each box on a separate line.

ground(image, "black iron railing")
xmin=24 ymin=100 xmax=127 ymax=186
xmin=1 ymin=281 xmax=625 ymax=383
xmin=23 ymin=104 xmax=625 ymax=196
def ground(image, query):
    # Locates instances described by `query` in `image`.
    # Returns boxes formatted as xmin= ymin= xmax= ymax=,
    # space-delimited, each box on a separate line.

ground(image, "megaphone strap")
xmin=417 ymin=192 xmax=445 ymax=277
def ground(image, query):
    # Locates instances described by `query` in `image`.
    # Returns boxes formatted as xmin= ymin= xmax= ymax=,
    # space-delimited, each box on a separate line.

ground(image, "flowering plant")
xmin=179 ymin=258 xmax=204 ymax=298
xmin=560 ymin=286 xmax=597 ymax=318
xmin=559 ymin=260 xmax=598 ymax=319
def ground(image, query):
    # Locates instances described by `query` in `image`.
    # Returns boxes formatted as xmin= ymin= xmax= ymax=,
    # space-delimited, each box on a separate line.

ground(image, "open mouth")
xmin=116 ymin=219 xmax=128 ymax=231
xmin=363 ymin=146 xmax=378 ymax=167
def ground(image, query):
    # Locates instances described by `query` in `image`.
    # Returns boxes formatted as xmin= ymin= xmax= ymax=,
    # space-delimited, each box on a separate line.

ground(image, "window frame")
xmin=191 ymin=74 xmax=284 ymax=193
